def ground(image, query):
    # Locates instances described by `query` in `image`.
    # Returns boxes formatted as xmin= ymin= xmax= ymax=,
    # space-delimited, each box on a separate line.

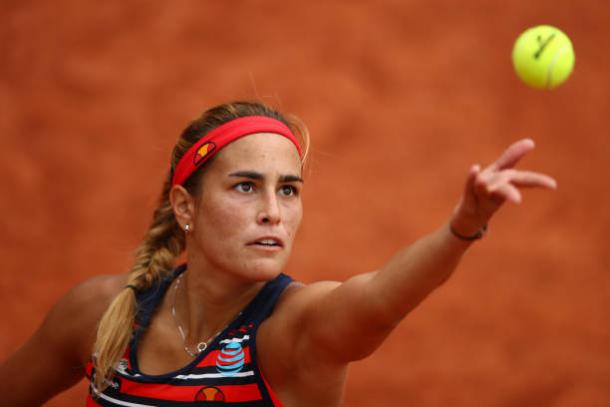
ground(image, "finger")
xmin=475 ymin=171 xmax=517 ymax=204
xmin=458 ymin=164 xmax=482 ymax=215
xmin=473 ymin=166 xmax=496 ymax=195
xmin=490 ymin=183 xmax=522 ymax=205
xmin=510 ymin=172 xmax=557 ymax=189
xmin=487 ymin=170 xmax=558 ymax=191
xmin=463 ymin=164 xmax=481 ymax=195
xmin=483 ymin=171 xmax=513 ymax=194
xmin=489 ymin=138 xmax=535 ymax=171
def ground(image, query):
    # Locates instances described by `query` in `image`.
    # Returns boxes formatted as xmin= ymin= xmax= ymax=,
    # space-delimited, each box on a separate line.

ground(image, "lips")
xmin=247 ymin=236 xmax=284 ymax=248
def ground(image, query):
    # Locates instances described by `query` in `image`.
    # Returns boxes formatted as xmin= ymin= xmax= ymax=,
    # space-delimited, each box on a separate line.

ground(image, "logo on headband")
xmin=193 ymin=142 xmax=216 ymax=167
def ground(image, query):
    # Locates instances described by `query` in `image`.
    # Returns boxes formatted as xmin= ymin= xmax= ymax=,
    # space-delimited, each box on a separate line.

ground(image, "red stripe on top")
xmin=218 ymin=383 xmax=263 ymax=402
xmin=121 ymin=381 xmax=194 ymax=402
xmin=85 ymin=382 xmax=267 ymax=405
xmin=119 ymin=381 xmax=262 ymax=403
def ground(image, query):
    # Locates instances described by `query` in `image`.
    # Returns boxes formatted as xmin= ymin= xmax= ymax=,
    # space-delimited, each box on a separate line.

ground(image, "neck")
xmin=172 ymin=256 xmax=267 ymax=348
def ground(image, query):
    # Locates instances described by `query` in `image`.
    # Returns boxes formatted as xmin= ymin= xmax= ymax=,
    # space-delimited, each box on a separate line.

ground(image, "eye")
xmin=279 ymin=185 xmax=298 ymax=197
xmin=235 ymin=182 xmax=255 ymax=193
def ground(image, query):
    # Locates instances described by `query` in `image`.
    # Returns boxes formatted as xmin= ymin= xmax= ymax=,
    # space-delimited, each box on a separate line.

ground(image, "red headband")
xmin=172 ymin=116 xmax=303 ymax=186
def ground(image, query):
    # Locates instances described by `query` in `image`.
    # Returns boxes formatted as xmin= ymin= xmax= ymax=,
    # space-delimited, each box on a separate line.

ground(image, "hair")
xmin=92 ymin=100 xmax=309 ymax=393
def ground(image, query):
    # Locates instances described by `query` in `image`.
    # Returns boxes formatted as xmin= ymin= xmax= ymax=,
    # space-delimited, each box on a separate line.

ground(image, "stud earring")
xmin=184 ymin=224 xmax=191 ymax=233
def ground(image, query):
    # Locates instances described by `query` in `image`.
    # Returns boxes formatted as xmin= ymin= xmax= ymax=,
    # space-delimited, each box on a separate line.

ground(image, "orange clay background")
xmin=1 ymin=2 xmax=609 ymax=406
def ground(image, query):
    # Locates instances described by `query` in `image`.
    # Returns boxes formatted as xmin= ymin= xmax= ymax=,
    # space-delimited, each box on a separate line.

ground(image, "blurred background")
xmin=1 ymin=1 xmax=609 ymax=405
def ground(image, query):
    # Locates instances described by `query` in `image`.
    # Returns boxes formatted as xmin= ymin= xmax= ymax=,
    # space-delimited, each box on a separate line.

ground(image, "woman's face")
xmin=189 ymin=133 xmax=303 ymax=281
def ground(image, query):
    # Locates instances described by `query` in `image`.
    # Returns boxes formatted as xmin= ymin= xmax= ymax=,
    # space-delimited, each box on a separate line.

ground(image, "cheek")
xmin=197 ymin=198 xmax=249 ymax=241
xmin=284 ymin=201 xmax=303 ymax=238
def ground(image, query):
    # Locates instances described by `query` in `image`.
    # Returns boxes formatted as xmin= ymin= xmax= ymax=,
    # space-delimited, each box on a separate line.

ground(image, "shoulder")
xmin=258 ymin=279 xmax=342 ymax=365
xmin=260 ymin=278 xmax=338 ymax=333
xmin=56 ymin=273 xmax=128 ymax=323
xmin=260 ymin=272 xmax=380 ymax=365
xmin=66 ymin=273 xmax=128 ymax=310
xmin=43 ymin=273 xmax=129 ymax=363
xmin=275 ymin=279 xmax=341 ymax=318
xmin=257 ymin=280 xmax=347 ymax=403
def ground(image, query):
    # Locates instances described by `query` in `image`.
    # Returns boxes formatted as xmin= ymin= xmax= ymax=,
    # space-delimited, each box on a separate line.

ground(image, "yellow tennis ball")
xmin=512 ymin=25 xmax=575 ymax=89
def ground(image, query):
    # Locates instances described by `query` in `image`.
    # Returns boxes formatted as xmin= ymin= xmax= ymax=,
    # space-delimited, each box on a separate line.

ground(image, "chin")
xmin=244 ymin=259 xmax=286 ymax=282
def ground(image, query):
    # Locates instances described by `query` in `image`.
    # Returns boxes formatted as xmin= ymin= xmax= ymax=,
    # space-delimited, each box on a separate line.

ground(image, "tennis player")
xmin=0 ymin=101 xmax=556 ymax=406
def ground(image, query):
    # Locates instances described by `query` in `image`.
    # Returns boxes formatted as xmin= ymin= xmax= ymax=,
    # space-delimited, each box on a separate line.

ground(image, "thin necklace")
xmin=171 ymin=272 xmax=226 ymax=357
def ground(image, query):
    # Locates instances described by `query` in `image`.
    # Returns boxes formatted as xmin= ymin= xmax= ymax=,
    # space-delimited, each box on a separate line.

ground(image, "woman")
xmin=0 ymin=101 xmax=556 ymax=406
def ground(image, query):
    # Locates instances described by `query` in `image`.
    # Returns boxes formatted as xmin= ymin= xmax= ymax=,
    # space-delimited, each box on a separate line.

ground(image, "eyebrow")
xmin=228 ymin=170 xmax=304 ymax=183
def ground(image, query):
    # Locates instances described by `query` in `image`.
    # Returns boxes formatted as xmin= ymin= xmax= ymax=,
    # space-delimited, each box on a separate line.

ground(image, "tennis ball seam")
xmin=546 ymin=44 xmax=570 ymax=89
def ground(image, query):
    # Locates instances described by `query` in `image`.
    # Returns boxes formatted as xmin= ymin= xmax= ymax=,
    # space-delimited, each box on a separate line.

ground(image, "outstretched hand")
xmin=450 ymin=139 xmax=557 ymax=237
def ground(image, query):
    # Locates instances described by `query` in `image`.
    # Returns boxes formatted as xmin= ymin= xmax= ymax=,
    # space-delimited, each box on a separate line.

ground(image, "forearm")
xmin=369 ymin=221 xmax=475 ymax=326
xmin=365 ymin=138 xmax=556 ymax=324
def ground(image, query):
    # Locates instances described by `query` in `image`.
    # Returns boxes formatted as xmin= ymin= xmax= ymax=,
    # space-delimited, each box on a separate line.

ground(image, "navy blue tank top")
xmin=86 ymin=264 xmax=292 ymax=406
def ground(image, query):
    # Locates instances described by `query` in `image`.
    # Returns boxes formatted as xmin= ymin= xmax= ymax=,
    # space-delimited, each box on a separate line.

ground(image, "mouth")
xmin=248 ymin=237 xmax=284 ymax=249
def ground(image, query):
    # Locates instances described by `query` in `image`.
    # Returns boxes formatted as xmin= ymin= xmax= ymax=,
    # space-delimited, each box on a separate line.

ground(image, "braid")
xmin=92 ymin=175 xmax=183 ymax=393
xmin=129 ymin=179 xmax=184 ymax=288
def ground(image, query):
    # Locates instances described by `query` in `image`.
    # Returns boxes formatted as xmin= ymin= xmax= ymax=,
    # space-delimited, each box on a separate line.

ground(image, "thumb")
xmin=453 ymin=164 xmax=481 ymax=216
xmin=463 ymin=164 xmax=481 ymax=203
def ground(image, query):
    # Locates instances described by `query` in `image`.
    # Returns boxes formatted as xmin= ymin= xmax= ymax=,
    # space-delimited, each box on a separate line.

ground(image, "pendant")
xmin=183 ymin=342 xmax=208 ymax=357
xmin=196 ymin=342 xmax=207 ymax=353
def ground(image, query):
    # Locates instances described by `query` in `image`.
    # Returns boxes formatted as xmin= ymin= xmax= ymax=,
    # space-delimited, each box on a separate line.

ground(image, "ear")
xmin=169 ymin=185 xmax=195 ymax=230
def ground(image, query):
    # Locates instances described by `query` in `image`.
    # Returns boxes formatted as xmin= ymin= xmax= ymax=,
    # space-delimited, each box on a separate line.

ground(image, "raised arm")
xmin=288 ymin=139 xmax=557 ymax=365
xmin=0 ymin=275 xmax=123 ymax=406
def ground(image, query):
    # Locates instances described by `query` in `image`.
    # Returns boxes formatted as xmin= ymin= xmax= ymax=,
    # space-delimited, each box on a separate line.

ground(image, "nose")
xmin=257 ymin=190 xmax=281 ymax=225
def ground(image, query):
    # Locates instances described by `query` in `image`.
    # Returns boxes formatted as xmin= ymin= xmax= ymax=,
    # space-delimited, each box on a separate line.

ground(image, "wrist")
xmin=448 ymin=215 xmax=488 ymax=241
xmin=449 ymin=222 xmax=488 ymax=241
